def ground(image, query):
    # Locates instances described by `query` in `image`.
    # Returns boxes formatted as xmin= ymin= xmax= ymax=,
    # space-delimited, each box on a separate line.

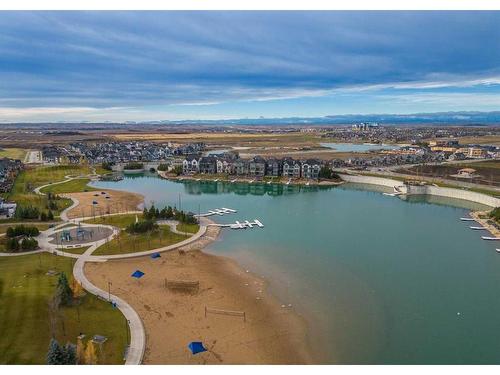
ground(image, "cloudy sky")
xmin=0 ymin=11 xmax=499 ymax=122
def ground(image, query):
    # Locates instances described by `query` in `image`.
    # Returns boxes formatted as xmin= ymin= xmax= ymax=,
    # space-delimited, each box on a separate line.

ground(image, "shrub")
xmin=21 ymin=237 xmax=38 ymax=251
xmin=124 ymin=162 xmax=144 ymax=170
xmin=126 ymin=219 xmax=158 ymax=234
xmin=57 ymin=273 xmax=73 ymax=306
xmin=157 ymin=163 xmax=169 ymax=171
xmin=6 ymin=225 xmax=40 ymax=238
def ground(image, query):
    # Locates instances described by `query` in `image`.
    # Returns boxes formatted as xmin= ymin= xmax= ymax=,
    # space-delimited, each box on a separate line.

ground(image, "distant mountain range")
xmin=139 ymin=111 xmax=500 ymax=126
xmin=4 ymin=111 xmax=500 ymax=127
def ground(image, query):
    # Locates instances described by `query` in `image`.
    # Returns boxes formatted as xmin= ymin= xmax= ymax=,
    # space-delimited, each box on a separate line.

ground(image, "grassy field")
xmin=4 ymin=165 xmax=94 ymax=218
xmin=0 ymin=148 xmax=28 ymax=160
xmin=177 ymin=223 xmax=200 ymax=234
xmin=83 ymin=214 xmax=141 ymax=229
xmin=400 ymin=160 xmax=500 ymax=187
xmin=60 ymin=246 xmax=91 ymax=255
xmin=92 ymin=225 xmax=188 ymax=255
xmin=0 ymin=254 xmax=128 ymax=364
xmin=0 ymin=222 xmax=56 ymax=234
xmin=39 ymin=178 xmax=96 ymax=195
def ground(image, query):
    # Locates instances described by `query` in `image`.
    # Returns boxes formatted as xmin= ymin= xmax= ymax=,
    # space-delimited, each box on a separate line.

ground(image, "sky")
xmin=0 ymin=11 xmax=500 ymax=122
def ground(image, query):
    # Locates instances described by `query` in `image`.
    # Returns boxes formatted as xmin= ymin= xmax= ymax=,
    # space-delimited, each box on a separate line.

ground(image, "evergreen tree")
xmin=47 ymin=210 xmax=54 ymax=221
xmin=62 ymin=343 xmax=77 ymax=365
xmin=47 ymin=338 xmax=65 ymax=365
xmin=57 ymin=273 xmax=73 ymax=306
xmin=6 ymin=227 xmax=14 ymax=238
xmin=40 ymin=212 xmax=48 ymax=221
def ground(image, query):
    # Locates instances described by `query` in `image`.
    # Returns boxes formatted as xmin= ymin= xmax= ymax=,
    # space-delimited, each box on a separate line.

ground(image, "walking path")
xmin=1 ymin=173 xmax=213 ymax=364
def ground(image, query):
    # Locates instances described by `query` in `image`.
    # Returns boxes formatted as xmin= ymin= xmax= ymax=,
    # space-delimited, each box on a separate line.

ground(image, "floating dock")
xmin=208 ymin=219 xmax=264 ymax=230
xmin=196 ymin=207 xmax=237 ymax=217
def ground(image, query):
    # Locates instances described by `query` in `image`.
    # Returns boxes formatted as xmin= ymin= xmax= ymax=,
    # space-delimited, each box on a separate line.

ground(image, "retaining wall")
xmin=339 ymin=173 xmax=500 ymax=208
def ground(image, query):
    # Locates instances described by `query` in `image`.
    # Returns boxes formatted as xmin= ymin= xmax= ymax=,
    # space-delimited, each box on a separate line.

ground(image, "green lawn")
xmin=40 ymin=178 xmax=96 ymax=195
xmin=0 ymin=254 xmax=128 ymax=364
xmin=177 ymin=223 xmax=200 ymax=234
xmin=60 ymin=246 xmax=91 ymax=255
xmin=83 ymin=214 xmax=141 ymax=229
xmin=93 ymin=225 xmax=188 ymax=255
xmin=0 ymin=148 xmax=28 ymax=160
xmin=4 ymin=165 xmax=94 ymax=218
xmin=0 ymin=222 xmax=56 ymax=234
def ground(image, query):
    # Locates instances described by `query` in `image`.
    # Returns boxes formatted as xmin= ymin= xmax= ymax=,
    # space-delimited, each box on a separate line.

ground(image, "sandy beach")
xmin=85 ymin=226 xmax=312 ymax=364
xmin=64 ymin=189 xmax=144 ymax=219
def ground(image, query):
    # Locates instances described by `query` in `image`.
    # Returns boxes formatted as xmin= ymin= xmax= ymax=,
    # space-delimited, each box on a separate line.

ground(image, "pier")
xmin=208 ymin=219 xmax=264 ymax=230
xmin=481 ymin=236 xmax=500 ymax=241
xmin=195 ymin=207 xmax=237 ymax=217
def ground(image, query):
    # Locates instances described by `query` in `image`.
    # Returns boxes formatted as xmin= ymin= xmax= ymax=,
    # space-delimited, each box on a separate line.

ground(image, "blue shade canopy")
xmin=188 ymin=342 xmax=207 ymax=355
xmin=151 ymin=253 xmax=161 ymax=259
xmin=131 ymin=270 xmax=145 ymax=278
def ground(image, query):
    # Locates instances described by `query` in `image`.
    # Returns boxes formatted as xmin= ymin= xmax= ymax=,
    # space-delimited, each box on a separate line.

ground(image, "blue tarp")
xmin=151 ymin=253 xmax=161 ymax=259
xmin=188 ymin=342 xmax=207 ymax=355
xmin=131 ymin=270 xmax=145 ymax=278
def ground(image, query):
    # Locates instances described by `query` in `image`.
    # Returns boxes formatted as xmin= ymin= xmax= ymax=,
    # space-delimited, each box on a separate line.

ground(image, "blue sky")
xmin=0 ymin=11 xmax=499 ymax=122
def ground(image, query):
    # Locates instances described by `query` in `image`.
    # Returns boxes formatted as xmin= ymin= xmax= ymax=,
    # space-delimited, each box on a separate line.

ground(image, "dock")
xmin=195 ymin=207 xmax=237 ymax=217
xmin=208 ymin=219 xmax=264 ymax=230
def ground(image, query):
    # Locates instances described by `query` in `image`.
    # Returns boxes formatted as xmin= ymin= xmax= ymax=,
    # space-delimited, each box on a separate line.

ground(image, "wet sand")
xmin=85 ymin=226 xmax=312 ymax=364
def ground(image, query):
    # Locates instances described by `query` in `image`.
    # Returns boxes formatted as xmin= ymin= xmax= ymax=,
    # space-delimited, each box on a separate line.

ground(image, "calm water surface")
xmin=91 ymin=175 xmax=500 ymax=364
xmin=320 ymin=142 xmax=400 ymax=152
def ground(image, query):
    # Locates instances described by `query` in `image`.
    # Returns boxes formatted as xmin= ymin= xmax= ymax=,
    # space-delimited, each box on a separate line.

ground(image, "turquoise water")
xmin=320 ymin=142 xmax=400 ymax=152
xmin=91 ymin=175 xmax=500 ymax=364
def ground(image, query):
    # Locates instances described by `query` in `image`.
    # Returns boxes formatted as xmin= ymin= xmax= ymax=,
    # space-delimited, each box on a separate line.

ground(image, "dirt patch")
xmin=64 ymin=189 xmax=144 ymax=219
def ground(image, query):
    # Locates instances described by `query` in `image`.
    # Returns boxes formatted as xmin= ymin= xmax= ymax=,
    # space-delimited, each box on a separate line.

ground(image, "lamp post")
xmin=108 ymin=281 xmax=112 ymax=302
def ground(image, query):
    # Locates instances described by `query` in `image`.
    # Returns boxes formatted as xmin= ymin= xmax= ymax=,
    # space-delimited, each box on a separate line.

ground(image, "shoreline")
xmin=85 ymin=224 xmax=314 ymax=364
xmin=158 ymin=171 xmax=344 ymax=187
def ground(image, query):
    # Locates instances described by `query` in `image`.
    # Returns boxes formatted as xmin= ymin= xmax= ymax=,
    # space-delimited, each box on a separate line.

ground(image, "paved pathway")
xmin=2 ymin=174 xmax=214 ymax=364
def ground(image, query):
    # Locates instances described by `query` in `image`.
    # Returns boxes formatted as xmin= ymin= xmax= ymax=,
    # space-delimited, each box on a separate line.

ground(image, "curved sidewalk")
xmin=73 ymin=254 xmax=145 ymax=365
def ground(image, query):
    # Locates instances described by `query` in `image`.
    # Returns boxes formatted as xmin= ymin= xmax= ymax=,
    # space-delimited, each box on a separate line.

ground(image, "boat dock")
xmin=195 ymin=207 xmax=237 ymax=217
xmin=208 ymin=219 xmax=264 ymax=230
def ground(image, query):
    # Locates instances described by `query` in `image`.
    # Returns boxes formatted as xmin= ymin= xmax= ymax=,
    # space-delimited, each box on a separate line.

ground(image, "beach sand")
xmin=64 ymin=189 xmax=144 ymax=219
xmin=85 ymin=226 xmax=312 ymax=364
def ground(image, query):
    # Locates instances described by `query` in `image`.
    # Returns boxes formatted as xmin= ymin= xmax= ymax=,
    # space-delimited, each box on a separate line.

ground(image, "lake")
xmin=320 ymin=142 xmax=400 ymax=152
xmin=90 ymin=175 xmax=500 ymax=364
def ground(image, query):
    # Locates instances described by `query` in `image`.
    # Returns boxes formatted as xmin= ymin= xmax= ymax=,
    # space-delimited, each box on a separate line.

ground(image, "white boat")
xmin=481 ymin=236 xmax=500 ymax=241
xmin=470 ymin=226 xmax=487 ymax=230
xmin=305 ymin=182 xmax=310 ymax=186
xmin=196 ymin=178 xmax=201 ymax=181
xmin=460 ymin=218 xmax=476 ymax=221
xmin=286 ymin=179 xmax=291 ymax=185
xmin=231 ymin=179 xmax=236 ymax=183
xmin=496 ymin=249 xmax=500 ymax=253
xmin=214 ymin=179 xmax=219 ymax=182
xmin=249 ymin=179 xmax=254 ymax=184
xmin=267 ymin=181 xmax=271 ymax=185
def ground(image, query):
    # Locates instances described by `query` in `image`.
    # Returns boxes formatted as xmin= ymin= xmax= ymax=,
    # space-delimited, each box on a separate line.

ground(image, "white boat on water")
xmin=214 ymin=179 xmax=219 ymax=182
xmin=305 ymin=182 xmax=310 ymax=186
xmin=496 ymin=249 xmax=500 ymax=253
xmin=196 ymin=178 xmax=201 ymax=181
xmin=460 ymin=217 xmax=476 ymax=221
xmin=231 ymin=179 xmax=236 ymax=183
xmin=286 ymin=179 xmax=291 ymax=185
xmin=482 ymin=236 xmax=500 ymax=241
xmin=267 ymin=181 xmax=271 ymax=185
xmin=470 ymin=226 xmax=487 ymax=230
